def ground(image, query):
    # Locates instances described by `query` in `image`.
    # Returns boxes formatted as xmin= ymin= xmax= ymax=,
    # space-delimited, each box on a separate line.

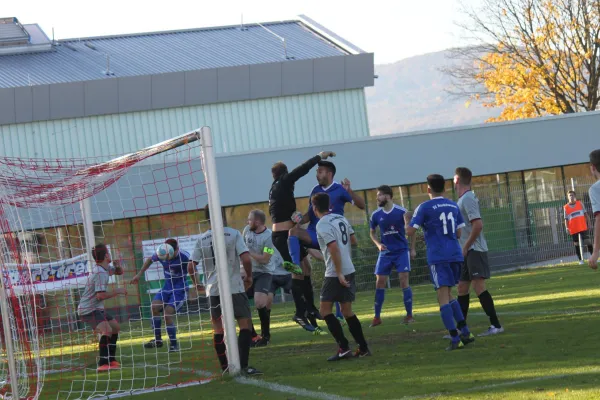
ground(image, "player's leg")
xmin=397 ymin=250 xmax=414 ymax=323
xmin=339 ymin=273 xmax=370 ymax=357
xmin=234 ymin=293 xmax=262 ymax=376
xmin=245 ymin=281 xmax=261 ymax=345
xmin=272 ymin=230 xmax=302 ymax=274
xmin=320 ymin=278 xmax=353 ymax=361
xmin=371 ymin=252 xmax=392 ymax=327
xmin=288 ymin=226 xmax=316 ymax=266
xmin=573 ymin=233 xmax=584 ymax=262
xmin=448 ymin=262 xmax=474 ymax=343
xmin=432 ymin=264 xmax=469 ymax=351
xmin=582 ymin=232 xmax=594 ymax=257
xmin=469 ymin=252 xmax=503 ymax=336
xmin=164 ymin=288 xmax=188 ymax=352
xmin=209 ymin=296 xmax=229 ymax=372
xmin=106 ymin=316 xmax=121 ymax=368
xmin=145 ymin=296 xmax=165 ymax=348
xmin=90 ymin=312 xmax=114 ymax=372
xmin=253 ymin=273 xmax=272 ymax=345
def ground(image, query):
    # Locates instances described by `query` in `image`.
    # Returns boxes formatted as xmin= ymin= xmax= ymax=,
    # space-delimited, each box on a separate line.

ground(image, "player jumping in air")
xmin=269 ymin=151 xmax=335 ymax=332
xmin=313 ymin=193 xmax=370 ymax=360
xmin=407 ymin=174 xmax=475 ymax=351
xmin=369 ymin=185 xmax=414 ymax=327
xmin=188 ymin=206 xmax=262 ymax=376
xmin=454 ymin=167 xmax=503 ymax=337
xmin=77 ymin=244 xmax=125 ymax=371
xmin=131 ymin=239 xmax=190 ymax=352
xmin=288 ymin=160 xmax=365 ymax=323
xmin=588 ymin=149 xmax=600 ymax=270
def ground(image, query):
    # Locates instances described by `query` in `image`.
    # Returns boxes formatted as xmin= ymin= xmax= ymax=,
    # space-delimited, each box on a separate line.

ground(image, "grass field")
xmin=41 ymin=262 xmax=600 ymax=399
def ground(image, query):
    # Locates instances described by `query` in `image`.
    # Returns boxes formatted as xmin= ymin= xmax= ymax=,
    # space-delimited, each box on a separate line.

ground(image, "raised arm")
xmin=284 ymin=151 xmax=335 ymax=184
xmin=130 ymin=257 xmax=154 ymax=284
xmin=341 ymin=178 xmax=366 ymax=210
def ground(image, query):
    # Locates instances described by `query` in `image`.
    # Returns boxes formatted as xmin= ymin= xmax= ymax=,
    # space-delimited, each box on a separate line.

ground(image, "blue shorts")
xmin=153 ymin=287 xmax=188 ymax=312
xmin=306 ymin=229 xmax=319 ymax=250
xmin=375 ymin=251 xmax=411 ymax=275
xmin=429 ymin=262 xmax=462 ymax=290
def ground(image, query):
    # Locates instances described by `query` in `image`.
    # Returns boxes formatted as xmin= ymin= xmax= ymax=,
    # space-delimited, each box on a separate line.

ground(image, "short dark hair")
xmin=311 ymin=192 xmax=330 ymax=213
xmin=567 ymin=190 xmax=576 ymax=196
xmin=165 ymin=238 xmax=178 ymax=250
xmin=92 ymin=243 xmax=108 ymax=263
xmin=204 ymin=204 xmax=210 ymax=221
xmin=377 ymin=185 xmax=393 ymax=197
xmin=590 ymin=150 xmax=600 ymax=172
xmin=455 ymin=167 xmax=472 ymax=185
xmin=250 ymin=209 xmax=266 ymax=224
xmin=317 ymin=161 xmax=336 ymax=177
xmin=271 ymin=162 xmax=288 ymax=180
xmin=427 ymin=174 xmax=445 ymax=194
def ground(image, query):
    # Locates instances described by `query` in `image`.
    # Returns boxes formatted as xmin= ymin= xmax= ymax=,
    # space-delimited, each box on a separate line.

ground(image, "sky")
xmin=3 ymin=0 xmax=475 ymax=65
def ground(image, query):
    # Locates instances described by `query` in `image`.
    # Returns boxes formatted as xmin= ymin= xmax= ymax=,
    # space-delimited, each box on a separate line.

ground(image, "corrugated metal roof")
xmin=0 ymin=20 xmax=352 ymax=88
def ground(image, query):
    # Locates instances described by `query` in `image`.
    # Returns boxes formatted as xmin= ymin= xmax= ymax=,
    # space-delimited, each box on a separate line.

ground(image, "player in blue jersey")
xmin=369 ymin=185 xmax=414 ymax=327
xmin=288 ymin=161 xmax=365 ymax=324
xmin=406 ymin=175 xmax=475 ymax=351
xmin=131 ymin=239 xmax=190 ymax=352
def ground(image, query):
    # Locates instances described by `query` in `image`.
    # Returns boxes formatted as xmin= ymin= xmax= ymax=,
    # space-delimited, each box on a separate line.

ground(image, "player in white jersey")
xmin=588 ymin=149 xmax=600 ymax=270
xmin=187 ymin=206 xmax=262 ymax=376
xmin=312 ymin=193 xmax=371 ymax=361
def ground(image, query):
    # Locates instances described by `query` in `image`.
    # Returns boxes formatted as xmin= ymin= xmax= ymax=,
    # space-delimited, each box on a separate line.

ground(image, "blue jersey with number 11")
xmin=409 ymin=197 xmax=465 ymax=264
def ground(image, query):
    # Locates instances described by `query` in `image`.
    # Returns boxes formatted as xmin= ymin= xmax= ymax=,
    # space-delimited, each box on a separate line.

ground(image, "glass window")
xmin=523 ymin=167 xmax=564 ymax=203
xmin=407 ymin=183 xmax=429 ymax=211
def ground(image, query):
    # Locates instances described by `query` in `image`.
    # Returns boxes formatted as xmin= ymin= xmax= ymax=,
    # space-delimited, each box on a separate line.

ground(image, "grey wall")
xmin=0 ymin=53 xmax=374 ymax=126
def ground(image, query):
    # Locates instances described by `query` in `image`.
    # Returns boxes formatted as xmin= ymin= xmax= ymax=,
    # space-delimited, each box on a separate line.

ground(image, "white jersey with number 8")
xmin=316 ymin=213 xmax=355 ymax=277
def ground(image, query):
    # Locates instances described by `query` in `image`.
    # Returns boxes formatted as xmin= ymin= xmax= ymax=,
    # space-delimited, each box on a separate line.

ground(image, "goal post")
xmin=0 ymin=127 xmax=239 ymax=399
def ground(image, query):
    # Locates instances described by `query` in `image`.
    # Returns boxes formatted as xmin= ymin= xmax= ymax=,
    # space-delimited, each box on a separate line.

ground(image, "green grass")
xmin=40 ymin=263 xmax=600 ymax=399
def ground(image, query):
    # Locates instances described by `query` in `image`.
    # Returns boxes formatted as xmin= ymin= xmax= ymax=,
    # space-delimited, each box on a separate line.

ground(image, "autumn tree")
xmin=445 ymin=0 xmax=600 ymax=122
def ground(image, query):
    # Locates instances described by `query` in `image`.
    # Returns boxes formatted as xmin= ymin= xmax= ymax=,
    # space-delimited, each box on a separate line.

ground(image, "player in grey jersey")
xmin=187 ymin=205 xmax=262 ymax=376
xmin=243 ymin=210 xmax=277 ymax=346
xmin=454 ymin=167 xmax=503 ymax=337
xmin=77 ymin=244 xmax=125 ymax=372
xmin=312 ymin=193 xmax=370 ymax=361
xmin=588 ymin=149 xmax=600 ymax=270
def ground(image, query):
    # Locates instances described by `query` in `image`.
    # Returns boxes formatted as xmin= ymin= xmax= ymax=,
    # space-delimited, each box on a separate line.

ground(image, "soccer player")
xmin=242 ymin=210 xmax=277 ymax=346
xmin=588 ymin=149 xmax=600 ymax=270
xmin=131 ymin=238 xmax=190 ymax=352
xmin=269 ymin=151 xmax=335 ymax=331
xmin=564 ymin=190 xmax=594 ymax=264
xmin=406 ymin=174 xmax=474 ymax=351
xmin=313 ymin=193 xmax=370 ymax=360
xmin=288 ymin=161 xmax=365 ymax=323
xmin=77 ymin=244 xmax=125 ymax=372
xmin=188 ymin=205 xmax=261 ymax=376
xmin=369 ymin=185 xmax=413 ymax=327
xmin=454 ymin=167 xmax=503 ymax=337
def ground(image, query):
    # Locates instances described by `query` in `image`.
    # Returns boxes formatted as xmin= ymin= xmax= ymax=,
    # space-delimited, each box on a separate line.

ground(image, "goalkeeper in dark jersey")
xmin=269 ymin=150 xmax=335 ymax=331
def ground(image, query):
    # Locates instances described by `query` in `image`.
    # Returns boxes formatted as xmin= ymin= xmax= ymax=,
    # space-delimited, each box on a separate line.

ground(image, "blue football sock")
xmin=152 ymin=317 xmax=162 ymax=341
xmin=403 ymin=287 xmax=413 ymax=316
xmin=288 ymin=235 xmax=301 ymax=266
xmin=450 ymin=299 xmax=470 ymax=335
xmin=374 ymin=288 xmax=385 ymax=318
xmin=440 ymin=304 xmax=457 ymax=333
xmin=335 ymin=302 xmax=343 ymax=319
xmin=166 ymin=324 xmax=177 ymax=345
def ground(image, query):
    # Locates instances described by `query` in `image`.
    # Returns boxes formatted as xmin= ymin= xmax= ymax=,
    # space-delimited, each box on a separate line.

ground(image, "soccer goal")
xmin=0 ymin=127 xmax=240 ymax=399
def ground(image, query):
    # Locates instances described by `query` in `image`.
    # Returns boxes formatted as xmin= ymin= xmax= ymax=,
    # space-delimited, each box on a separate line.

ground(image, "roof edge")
xmin=297 ymin=14 xmax=366 ymax=55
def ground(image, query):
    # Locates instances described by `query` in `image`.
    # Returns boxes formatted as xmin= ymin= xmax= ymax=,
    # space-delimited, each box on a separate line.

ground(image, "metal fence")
xmin=230 ymin=176 xmax=598 ymax=294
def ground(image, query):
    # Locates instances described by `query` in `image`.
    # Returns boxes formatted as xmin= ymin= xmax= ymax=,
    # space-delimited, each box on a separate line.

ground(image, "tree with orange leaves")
xmin=445 ymin=0 xmax=600 ymax=122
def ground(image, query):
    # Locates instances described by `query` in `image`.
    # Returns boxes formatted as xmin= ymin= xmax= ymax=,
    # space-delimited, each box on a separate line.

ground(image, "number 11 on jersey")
xmin=439 ymin=212 xmax=455 ymax=235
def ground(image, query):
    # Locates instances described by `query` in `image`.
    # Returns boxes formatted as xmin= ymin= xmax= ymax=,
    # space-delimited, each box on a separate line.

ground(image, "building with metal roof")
xmin=0 ymin=16 xmax=374 ymax=156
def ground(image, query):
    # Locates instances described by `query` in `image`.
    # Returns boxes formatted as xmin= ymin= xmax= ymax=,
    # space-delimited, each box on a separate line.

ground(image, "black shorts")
xmin=79 ymin=310 xmax=114 ymax=328
xmin=460 ymin=250 xmax=491 ymax=281
xmin=572 ymin=231 xmax=590 ymax=243
xmin=252 ymin=272 xmax=272 ymax=295
xmin=271 ymin=230 xmax=308 ymax=264
xmin=209 ymin=293 xmax=252 ymax=320
xmin=320 ymin=273 xmax=356 ymax=303
xmin=270 ymin=274 xmax=292 ymax=294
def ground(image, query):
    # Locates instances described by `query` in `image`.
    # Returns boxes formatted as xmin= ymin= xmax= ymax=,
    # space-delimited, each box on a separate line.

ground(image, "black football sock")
xmin=345 ymin=314 xmax=368 ymax=352
xmin=303 ymin=276 xmax=316 ymax=311
xmin=98 ymin=335 xmax=109 ymax=366
xmin=109 ymin=334 xmax=118 ymax=363
xmin=238 ymin=329 xmax=252 ymax=369
xmin=213 ymin=333 xmax=228 ymax=371
xmin=291 ymin=278 xmax=307 ymax=317
xmin=324 ymin=314 xmax=349 ymax=350
xmin=457 ymin=294 xmax=470 ymax=322
xmin=251 ymin=323 xmax=258 ymax=338
xmin=478 ymin=290 xmax=501 ymax=328
xmin=258 ymin=307 xmax=270 ymax=339
xmin=575 ymin=245 xmax=583 ymax=261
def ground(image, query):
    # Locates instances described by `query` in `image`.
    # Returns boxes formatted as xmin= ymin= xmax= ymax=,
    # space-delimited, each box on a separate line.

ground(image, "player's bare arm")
xmin=112 ymin=261 xmax=124 ymax=276
xmin=461 ymin=219 xmax=483 ymax=256
xmin=240 ymin=252 xmax=253 ymax=289
xmin=341 ymin=178 xmax=366 ymax=210
xmin=187 ymin=261 xmax=204 ymax=291
xmin=249 ymin=248 xmax=272 ymax=265
xmin=369 ymin=228 xmax=386 ymax=251
xmin=589 ymin=213 xmax=600 ymax=269
xmin=130 ymin=258 xmax=153 ymax=284
xmin=327 ymin=240 xmax=349 ymax=287
xmin=96 ymin=287 xmax=127 ymax=301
